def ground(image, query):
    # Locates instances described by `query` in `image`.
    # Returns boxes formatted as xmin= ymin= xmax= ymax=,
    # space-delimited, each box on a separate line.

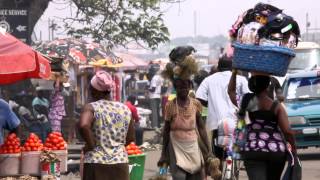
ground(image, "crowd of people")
xmin=0 ymin=79 xmax=68 ymax=143
xmin=0 ymin=45 xmax=296 ymax=180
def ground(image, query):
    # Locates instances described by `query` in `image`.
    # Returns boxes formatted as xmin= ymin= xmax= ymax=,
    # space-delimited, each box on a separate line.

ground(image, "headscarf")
xmin=90 ymin=70 xmax=114 ymax=92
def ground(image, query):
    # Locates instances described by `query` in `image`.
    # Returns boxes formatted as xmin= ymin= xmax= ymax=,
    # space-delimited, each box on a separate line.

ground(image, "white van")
xmin=276 ymin=42 xmax=320 ymax=85
xmin=288 ymin=42 xmax=320 ymax=73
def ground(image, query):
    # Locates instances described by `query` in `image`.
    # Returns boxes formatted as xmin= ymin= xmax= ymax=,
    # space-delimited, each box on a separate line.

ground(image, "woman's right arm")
xmin=277 ymin=104 xmax=297 ymax=153
xmin=78 ymin=104 xmax=96 ymax=153
xmin=158 ymin=120 xmax=170 ymax=167
xmin=228 ymin=69 xmax=238 ymax=107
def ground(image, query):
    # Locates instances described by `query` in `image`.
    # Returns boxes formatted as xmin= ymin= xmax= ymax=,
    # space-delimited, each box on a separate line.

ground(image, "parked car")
xmin=282 ymin=70 xmax=320 ymax=148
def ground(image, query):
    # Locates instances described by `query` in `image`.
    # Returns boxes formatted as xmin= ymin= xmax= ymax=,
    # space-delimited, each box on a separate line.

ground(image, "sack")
xmin=282 ymin=150 xmax=302 ymax=180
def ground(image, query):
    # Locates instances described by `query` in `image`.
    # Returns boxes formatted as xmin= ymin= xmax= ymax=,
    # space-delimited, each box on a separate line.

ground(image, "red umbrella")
xmin=0 ymin=29 xmax=51 ymax=85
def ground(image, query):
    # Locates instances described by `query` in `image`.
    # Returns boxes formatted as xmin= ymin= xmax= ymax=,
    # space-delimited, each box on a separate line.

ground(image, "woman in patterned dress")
xmin=230 ymin=74 xmax=296 ymax=180
xmin=79 ymin=70 xmax=135 ymax=180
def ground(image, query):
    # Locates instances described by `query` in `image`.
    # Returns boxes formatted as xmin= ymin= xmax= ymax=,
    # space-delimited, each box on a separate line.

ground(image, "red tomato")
xmin=14 ymin=149 xmax=20 ymax=153
xmin=54 ymin=132 xmax=62 ymax=137
xmin=127 ymin=150 xmax=134 ymax=155
xmin=126 ymin=146 xmax=132 ymax=151
xmin=49 ymin=134 xmax=56 ymax=139
xmin=26 ymin=147 xmax=31 ymax=151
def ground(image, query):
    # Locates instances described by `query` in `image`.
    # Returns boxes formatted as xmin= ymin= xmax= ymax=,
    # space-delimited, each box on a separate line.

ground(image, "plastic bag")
xmin=282 ymin=150 xmax=302 ymax=180
xmin=148 ymin=167 xmax=168 ymax=180
xmin=217 ymin=118 xmax=236 ymax=147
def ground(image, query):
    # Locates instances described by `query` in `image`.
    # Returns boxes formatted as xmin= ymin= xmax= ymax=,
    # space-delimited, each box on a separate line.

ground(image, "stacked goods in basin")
xmin=228 ymin=3 xmax=300 ymax=76
xmin=126 ymin=142 xmax=145 ymax=180
xmin=0 ymin=133 xmax=21 ymax=176
xmin=126 ymin=142 xmax=143 ymax=155
xmin=21 ymin=133 xmax=44 ymax=175
xmin=44 ymin=132 xmax=68 ymax=172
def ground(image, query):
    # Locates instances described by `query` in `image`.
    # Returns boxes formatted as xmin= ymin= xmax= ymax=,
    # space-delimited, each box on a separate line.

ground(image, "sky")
xmin=34 ymin=0 xmax=320 ymax=40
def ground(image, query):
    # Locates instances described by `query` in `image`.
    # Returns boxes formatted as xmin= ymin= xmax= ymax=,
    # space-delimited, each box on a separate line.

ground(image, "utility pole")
xmin=194 ymin=11 xmax=197 ymax=37
xmin=306 ymin=13 xmax=309 ymax=41
xmin=48 ymin=18 xmax=51 ymax=41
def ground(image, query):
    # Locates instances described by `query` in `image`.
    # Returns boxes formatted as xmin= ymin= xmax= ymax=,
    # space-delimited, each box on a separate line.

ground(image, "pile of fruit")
xmin=44 ymin=132 xmax=67 ymax=150
xmin=0 ymin=133 xmax=21 ymax=154
xmin=22 ymin=133 xmax=43 ymax=152
xmin=125 ymin=142 xmax=143 ymax=155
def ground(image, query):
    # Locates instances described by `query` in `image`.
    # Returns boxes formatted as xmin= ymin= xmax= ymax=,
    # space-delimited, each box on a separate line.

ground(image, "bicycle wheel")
xmin=231 ymin=159 xmax=243 ymax=180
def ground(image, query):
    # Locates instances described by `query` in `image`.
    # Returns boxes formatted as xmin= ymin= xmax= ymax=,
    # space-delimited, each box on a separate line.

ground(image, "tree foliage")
xmin=0 ymin=0 xmax=179 ymax=49
xmin=65 ymin=0 xmax=171 ymax=49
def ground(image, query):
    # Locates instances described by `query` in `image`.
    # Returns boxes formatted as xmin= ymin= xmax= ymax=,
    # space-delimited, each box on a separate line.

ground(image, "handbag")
xmin=233 ymin=93 xmax=253 ymax=153
xmin=282 ymin=150 xmax=302 ymax=180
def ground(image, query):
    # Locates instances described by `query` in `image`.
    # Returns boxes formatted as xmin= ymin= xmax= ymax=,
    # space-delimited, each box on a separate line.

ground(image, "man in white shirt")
xmin=196 ymin=58 xmax=250 ymax=158
xmin=149 ymin=72 xmax=163 ymax=128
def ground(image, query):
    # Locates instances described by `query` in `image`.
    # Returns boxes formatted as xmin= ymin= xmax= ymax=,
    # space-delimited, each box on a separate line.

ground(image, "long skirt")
xmin=83 ymin=163 xmax=129 ymax=180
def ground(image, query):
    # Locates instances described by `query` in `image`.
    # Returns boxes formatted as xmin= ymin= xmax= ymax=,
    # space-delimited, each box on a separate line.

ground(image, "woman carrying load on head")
xmin=229 ymin=73 xmax=296 ymax=180
xmin=157 ymin=46 xmax=221 ymax=180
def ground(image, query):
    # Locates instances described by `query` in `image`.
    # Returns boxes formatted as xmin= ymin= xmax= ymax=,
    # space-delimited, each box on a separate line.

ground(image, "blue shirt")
xmin=0 ymin=99 xmax=20 ymax=144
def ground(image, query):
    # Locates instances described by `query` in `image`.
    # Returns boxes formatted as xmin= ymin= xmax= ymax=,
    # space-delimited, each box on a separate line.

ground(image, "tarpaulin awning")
xmin=0 ymin=28 xmax=51 ymax=85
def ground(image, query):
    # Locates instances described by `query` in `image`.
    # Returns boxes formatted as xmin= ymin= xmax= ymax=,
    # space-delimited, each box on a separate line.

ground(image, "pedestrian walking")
xmin=159 ymin=46 xmax=221 ymax=180
xmin=232 ymin=75 xmax=296 ymax=180
xmin=79 ymin=70 xmax=135 ymax=180
xmin=196 ymin=57 xmax=250 ymax=161
xmin=149 ymin=71 xmax=163 ymax=128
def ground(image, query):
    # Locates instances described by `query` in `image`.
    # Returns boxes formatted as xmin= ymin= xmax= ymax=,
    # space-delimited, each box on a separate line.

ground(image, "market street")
xmin=143 ymin=148 xmax=320 ymax=180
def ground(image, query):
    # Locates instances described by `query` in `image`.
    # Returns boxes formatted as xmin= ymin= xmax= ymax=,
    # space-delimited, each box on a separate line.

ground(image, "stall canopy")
xmin=0 ymin=28 xmax=51 ymax=85
xmin=36 ymin=38 xmax=122 ymax=65
xmin=115 ymin=53 xmax=148 ymax=71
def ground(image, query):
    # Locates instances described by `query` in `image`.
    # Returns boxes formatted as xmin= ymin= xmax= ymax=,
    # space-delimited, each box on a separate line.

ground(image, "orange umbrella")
xmin=0 ymin=28 xmax=51 ymax=85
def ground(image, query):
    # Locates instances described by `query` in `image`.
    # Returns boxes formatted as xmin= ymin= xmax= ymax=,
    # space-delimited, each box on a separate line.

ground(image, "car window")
xmin=289 ymin=49 xmax=320 ymax=70
xmin=285 ymin=76 xmax=320 ymax=100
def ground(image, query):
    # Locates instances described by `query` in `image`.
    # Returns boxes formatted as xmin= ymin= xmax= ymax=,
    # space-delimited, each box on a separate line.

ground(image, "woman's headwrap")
xmin=90 ymin=70 xmax=114 ymax=92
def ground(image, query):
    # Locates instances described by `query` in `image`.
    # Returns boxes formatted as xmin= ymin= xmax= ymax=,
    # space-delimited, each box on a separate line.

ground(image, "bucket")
xmin=21 ymin=151 xmax=41 ymax=175
xmin=128 ymin=154 xmax=146 ymax=180
xmin=52 ymin=150 xmax=68 ymax=173
xmin=0 ymin=153 xmax=20 ymax=176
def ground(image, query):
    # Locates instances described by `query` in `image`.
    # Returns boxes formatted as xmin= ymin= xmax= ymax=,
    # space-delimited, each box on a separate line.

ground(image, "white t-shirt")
xmin=196 ymin=71 xmax=250 ymax=130
xmin=149 ymin=75 xmax=163 ymax=99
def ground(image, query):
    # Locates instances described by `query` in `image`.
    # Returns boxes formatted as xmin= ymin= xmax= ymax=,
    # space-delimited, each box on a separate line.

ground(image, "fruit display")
xmin=126 ymin=142 xmax=143 ymax=155
xmin=0 ymin=133 xmax=21 ymax=154
xmin=44 ymin=132 xmax=67 ymax=150
xmin=22 ymin=133 xmax=43 ymax=152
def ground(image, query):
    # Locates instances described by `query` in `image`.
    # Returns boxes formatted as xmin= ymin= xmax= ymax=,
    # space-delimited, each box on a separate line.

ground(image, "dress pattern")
xmin=84 ymin=100 xmax=131 ymax=164
xmin=48 ymin=89 xmax=66 ymax=132
xmin=244 ymin=111 xmax=286 ymax=153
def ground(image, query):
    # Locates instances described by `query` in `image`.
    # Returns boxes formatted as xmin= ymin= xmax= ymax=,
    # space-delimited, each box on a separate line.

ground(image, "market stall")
xmin=0 ymin=27 xmax=51 ymax=85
